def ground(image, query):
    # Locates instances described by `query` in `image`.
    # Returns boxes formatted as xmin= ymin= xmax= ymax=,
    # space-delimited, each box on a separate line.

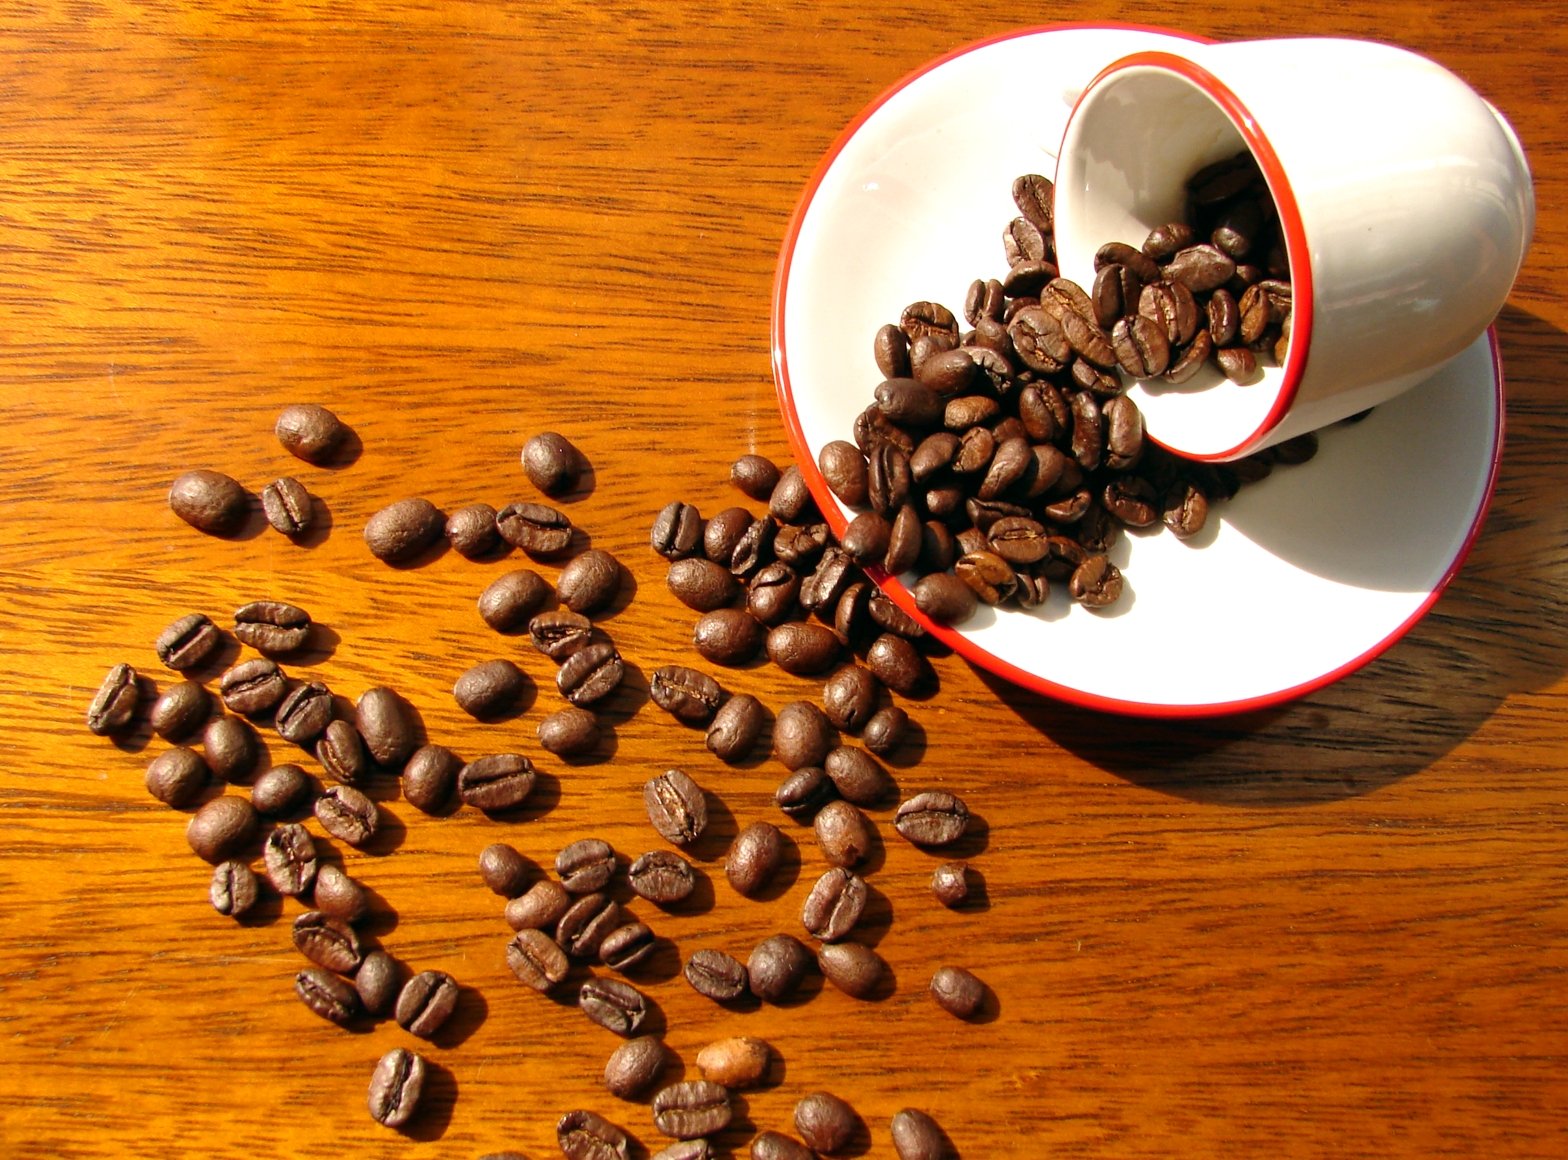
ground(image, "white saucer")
xmin=771 ymin=23 xmax=1503 ymax=717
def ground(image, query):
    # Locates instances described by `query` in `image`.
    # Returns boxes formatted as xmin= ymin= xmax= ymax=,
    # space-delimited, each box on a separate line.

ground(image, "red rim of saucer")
xmin=769 ymin=22 xmax=1505 ymax=718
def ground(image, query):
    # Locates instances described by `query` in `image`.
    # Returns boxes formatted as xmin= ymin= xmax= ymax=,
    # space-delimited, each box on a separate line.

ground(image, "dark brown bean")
xmin=395 ymin=970 xmax=460 ymax=1039
xmin=458 ymin=753 xmax=536 ymax=812
xmin=186 ymin=795 xmax=258 ymax=862
xmin=706 ymin=693 xmax=766 ymax=763
xmin=168 ymin=469 xmax=249 ymax=535
xmin=402 ymin=743 xmax=460 ymax=813
xmin=496 ymin=500 xmax=574 ymax=556
xmin=558 ymin=548 xmax=623 ymax=616
xmin=275 ymin=403 xmax=346 ymax=463
xmin=813 ymin=800 xmax=874 ymax=868
xmin=364 ymin=498 xmax=444 ymax=563
xmin=725 ymin=821 xmax=785 ymax=898
xmin=521 ymin=431 xmax=584 ymax=495
xmin=453 ymin=659 xmax=529 ymax=719
xmin=479 ymin=569 xmax=554 ymax=632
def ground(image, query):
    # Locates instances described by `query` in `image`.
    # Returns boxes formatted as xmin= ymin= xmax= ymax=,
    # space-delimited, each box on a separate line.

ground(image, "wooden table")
xmin=2 ymin=3 xmax=1564 ymax=1157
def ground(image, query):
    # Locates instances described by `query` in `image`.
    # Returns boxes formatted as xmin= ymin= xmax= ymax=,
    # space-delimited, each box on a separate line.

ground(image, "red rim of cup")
xmin=769 ymin=22 xmax=1505 ymax=718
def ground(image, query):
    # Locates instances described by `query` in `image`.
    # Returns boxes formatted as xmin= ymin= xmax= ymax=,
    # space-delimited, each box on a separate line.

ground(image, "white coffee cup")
xmin=1052 ymin=37 xmax=1534 ymax=461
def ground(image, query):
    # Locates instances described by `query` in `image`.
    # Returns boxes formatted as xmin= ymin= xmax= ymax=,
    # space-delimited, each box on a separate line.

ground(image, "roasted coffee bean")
xmin=986 ymin=515 xmax=1050 ymax=565
xmin=1111 ymin=314 xmax=1171 ymax=378
xmin=1140 ymin=279 xmax=1200 ymax=347
xmin=1216 ymin=345 xmax=1258 ymax=382
xmin=169 ymin=469 xmax=248 ymax=535
xmin=837 ymin=511 xmax=889 ymax=567
xmin=356 ymin=949 xmax=400 ymax=1018
xmin=402 ymin=743 xmax=460 ymax=813
xmin=651 ymin=500 xmax=705 ymax=560
xmin=866 ymin=440 xmax=912 ymax=516
xmin=1069 ymin=554 xmax=1124 ymax=607
xmin=521 ymin=431 xmax=584 ymax=495
xmin=150 ymin=679 xmax=211 ymax=741
xmin=900 ymin=299 xmax=958 ymax=343
xmin=813 ymin=800 xmax=874 ymax=869
xmin=747 ymin=933 xmax=812 ymax=1003
xmin=818 ymin=439 xmax=869 ymax=507
xmin=557 ymin=641 xmax=625 ymax=706
xmin=817 ymin=940 xmax=886 ymax=999
xmin=766 ymin=621 xmax=840 ymax=676
xmin=454 ymin=659 xmax=529 ymax=719
xmin=861 ymin=705 xmax=909 ymax=758
xmin=559 ymin=549 xmax=624 ymax=616
xmin=866 ymin=633 xmax=931 ymax=697
xmin=912 ymin=572 xmax=975 ymax=625
xmin=555 ymin=838 xmax=615 ymax=894
xmin=628 ymin=850 xmax=697 ymax=905
xmin=396 ymin=970 xmax=460 ymax=1039
xmin=930 ymin=965 xmax=986 ymax=1019
xmin=823 ymin=747 xmax=893 ymax=806
xmin=801 ymin=867 xmax=867 ymax=941
xmin=315 ymin=784 xmax=378 ymax=847
xmin=731 ymin=453 xmax=781 ymax=500
xmin=186 ymin=795 xmax=257 ymax=862
xmin=600 ymin=921 xmax=656 ymax=972
xmin=538 ymin=706 xmax=601 ymax=758
xmin=145 ymin=746 xmax=208 ymax=807
xmin=955 ymin=549 xmax=1017 ymax=606
xmin=772 ymin=700 xmax=833 ymax=770
xmin=728 ymin=515 xmax=775 ymax=578
xmin=890 ymin=1108 xmax=950 ymax=1160
xmin=355 ymin=685 xmax=416 ymax=766
xmin=893 ymin=791 xmax=970 ymax=847
xmin=293 ymin=910 xmax=363 ymax=973
xmin=977 ymin=435 xmax=1031 ymax=499
xmin=87 ymin=662 xmax=141 ymax=736
xmin=705 ymin=693 xmax=765 ymax=763
xmin=264 ymin=822 xmax=318 ymax=895
xmin=210 ymin=859 xmax=259 ymax=918
xmin=684 ymin=949 xmax=749 ymax=1003
xmin=530 ymin=608 xmax=595 ymax=661
xmin=1164 ymin=328 xmax=1214 ymax=383
xmin=496 ymin=501 xmax=573 ymax=556
xmin=649 ymin=665 xmax=725 ymax=725
xmin=875 ymin=377 xmax=944 ymax=428
xmin=644 ymin=769 xmax=707 ymax=846
xmin=1012 ymin=172 xmax=1054 ymax=233
xmin=479 ymin=569 xmax=554 ymax=632
xmin=260 ymin=476 xmax=313 ymax=537
xmin=883 ymin=504 xmax=922 ymax=575
xmin=1103 ymin=476 xmax=1160 ymax=526
xmin=693 ymin=608 xmax=763 ymax=666
xmin=478 ymin=842 xmax=531 ymax=897
xmin=910 ymin=431 xmax=959 ymax=480
xmin=605 ymin=1035 xmax=668 ymax=1100
xmin=725 ymin=821 xmax=785 ymax=898
xmin=834 ymin=582 xmax=871 ymax=652
xmin=667 ymin=557 xmax=740 ymax=612
xmin=799 ymin=546 xmax=855 ymax=614
xmin=873 ymin=322 xmax=912 ymax=378
xmin=580 ymin=976 xmax=648 ymax=1037
xmin=506 ymin=879 xmax=573 ymax=931
xmin=769 ymin=464 xmax=819 ymax=524
xmin=557 ymin=892 xmax=624 ymax=959
xmin=444 ymin=502 xmax=501 ymax=559
xmin=364 ymin=498 xmax=444 ymax=563
xmin=275 ymin=403 xmax=347 ymax=463
xmin=315 ymin=718 xmax=368 ymax=785
xmin=1165 ymin=243 xmax=1236 ymax=292
xmin=313 ymin=863 xmax=370 ymax=925
xmin=272 ymin=681 xmax=332 ymax=747
xmin=367 ymin=1047 xmax=425 ymax=1129
xmin=507 ymin=927 xmax=570 ymax=992
xmin=1095 ymin=240 xmax=1161 ymax=283
xmin=820 ymin=665 xmax=878 ymax=733
xmin=155 ymin=613 xmax=222 ymax=673
xmin=194 ymin=716 xmax=255 ymax=784
xmin=930 ymin=861 xmax=971 ymax=907
xmin=558 ymin=1110 xmax=632 ymax=1160
xmin=916 ymin=347 xmax=980 ymax=395
xmin=1162 ymin=480 xmax=1209 ymax=539
xmin=795 ymin=1092 xmax=859 ymax=1155
xmin=295 ymin=966 xmax=360 ymax=1026
xmin=1003 ymin=215 xmax=1047 ymax=265
xmin=653 ymin=1081 xmax=732 ymax=1140
xmin=775 ymin=766 xmax=836 ymax=822
xmin=1144 ymin=220 xmax=1197 ymax=260
xmin=218 ymin=659 xmax=285 ymax=718
xmin=1102 ymin=395 xmax=1144 ymax=472
xmin=703 ymin=506 xmax=753 ymax=564
xmin=750 ymin=1131 xmax=815 ymax=1160
xmin=1001 ymin=257 xmax=1058 ymax=298
xmin=458 ymin=753 xmax=536 ymax=812
xmin=1093 ymin=262 xmax=1142 ymax=327
xmin=771 ymin=521 xmax=826 ymax=569
xmin=1207 ymin=287 xmax=1240 ymax=345
xmin=869 ymin=591 xmax=927 ymax=639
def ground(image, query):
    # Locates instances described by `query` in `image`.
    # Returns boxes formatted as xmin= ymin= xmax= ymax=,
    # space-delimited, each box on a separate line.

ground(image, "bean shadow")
xmin=878 ymin=712 xmax=928 ymax=768
xmin=851 ymin=881 xmax=893 ymax=948
xmin=288 ymin=623 xmax=341 ymax=667
xmin=429 ymin=984 xmax=488 ymax=1050
xmin=401 ymin=1058 xmax=457 ymax=1142
xmin=315 ymin=424 xmax=363 ymax=470
xmin=594 ymin=566 xmax=638 ymax=623
xmin=287 ymin=494 xmax=335 ymax=550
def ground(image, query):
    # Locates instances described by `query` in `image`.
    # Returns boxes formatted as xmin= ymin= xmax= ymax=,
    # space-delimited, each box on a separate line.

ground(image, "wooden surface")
xmin=2 ymin=3 xmax=1566 ymax=1157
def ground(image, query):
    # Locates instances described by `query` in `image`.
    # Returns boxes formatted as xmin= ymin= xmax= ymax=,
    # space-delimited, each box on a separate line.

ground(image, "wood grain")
xmin=2 ymin=3 xmax=1566 ymax=1158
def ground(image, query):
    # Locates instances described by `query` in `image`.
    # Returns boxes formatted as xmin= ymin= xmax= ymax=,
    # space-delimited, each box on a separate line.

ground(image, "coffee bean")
xmin=1012 ymin=172 xmax=1053 ymax=232
xmin=653 ymin=1081 xmax=732 ymax=1140
xmin=667 ymin=557 xmax=740 ymax=612
xmin=558 ymin=1110 xmax=632 ymax=1160
xmin=795 ymin=1092 xmax=859 ymax=1154
xmin=684 ymin=949 xmax=749 ymax=1002
xmin=479 ymin=842 xmax=532 ymax=897
xmin=628 ymin=850 xmax=697 ymax=905
xmin=765 ymin=621 xmax=840 ymax=676
xmin=644 ymin=769 xmax=707 ymax=846
xmin=364 ymin=498 xmax=445 ymax=563
xmin=168 ymin=469 xmax=248 ymax=535
xmin=496 ymin=500 xmax=574 ymax=556
xmin=747 ymin=933 xmax=812 ymax=1002
xmin=153 ymin=614 xmax=220 ymax=673
xmin=775 ymin=766 xmax=836 ymax=822
xmin=458 ymin=753 xmax=536 ymax=813
xmin=442 ymin=502 xmax=500 ymax=559
xmin=817 ymin=941 xmax=886 ymax=999
xmin=292 ymin=910 xmax=363 ymax=973
xmin=861 ymin=705 xmax=909 ymax=757
xmin=651 ymin=500 xmax=705 ymax=561
xmin=1216 ymin=344 xmax=1258 ymax=382
xmin=295 ymin=966 xmax=360 ymax=1026
xmin=557 ymin=838 xmax=617 ymax=894
xmin=316 ymin=719 xmax=369 ymax=785
xmin=557 ymin=641 xmax=625 ymax=706
xmin=150 ymin=679 xmax=212 ymax=740
xmin=725 ymin=821 xmax=785 ymax=898
xmin=649 ymin=666 xmax=724 ymax=726
xmin=705 ymin=693 xmax=765 ymax=763
xmin=537 ymin=706 xmax=601 ymax=759
xmin=313 ymin=863 xmax=370 ymax=924
xmin=772 ymin=700 xmax=833 ymax=770
xmin=557 ymin=892 xmax=624 ymax=959
xmin=558 ymin=548 xmax=623 ymax=616
xmin=750 ymin=1131 xmax=814 ymax=1160
xmin=356 ymin=950 xmax=401 ymax=1018
xmin=728 ymin=515 xmax=775 ymax=578
xmin=230 ymin=603 xmax=309 ymax=662
xmin=768 ymin=464 xmax=818 ymax=524
xmin=930 ymin=964 xmax=985 ymax=1018
xmin=479 ymin=569 xmax=554 ymax=632
xmin=890 ymin=1108 xmax=950 ymax=1160
xmin=315 ymin=784 xmax=379 ymax=847
xmin=931 ymin=861 xmax=971 ymax=907
xmin=870 ymin=591 xmax=927 ymax=639
xmin=209 ymin=859 xmax=259 ymax=918
xmin=604 ymin=1035 xmax=667 ymax=1100
xmin=530 ymin=608 xmax=594 ymax=661
xmin=866 ymin=633 xmax=931 ymax=697
xmin=274 ymin=681 xmax=334 ymax=746
xmin=186 ymin=795 xmax=258 ymax=862
xmin=506 ymin=927 xmax=570 ymax=992
xmin=453 ymin=659 xmax=529 ymax=719
xmin=599 ymin=922 xmax=656 ymax=972
xmin=355 ymin=685 xmax=417 ymax=766
xmin=813 ymin=800 xmax=874 ymax=869
xmin=259 ymin=476 xmax=313 ymax=537
xmin=910 ymin=572 xmax=973 ymax=625
xmin=874 ymin=322 xmax=912 ymax=378
xmin=1069 ymin=554 xmax=1123 ymax=607
xmin=218 ymin=659 xmax=285 ymax=717
xmin=200 ymin=715 xmax=257 ymax=782
xmin=695 ymin=1035 xmax=771 ymax=1088
xmin=396 ymin=970 xmax=460 ymax=1039
xmin=579 ymin=976 xmax=648 ymax=1036
xmin=367 ymin=1047 xmax=425 ymax=1129
xmin=145 ymin=746 xmax=209 ymax=807
xmin=818 ymin=440 xmax=869 ymax=506
xmin=839 ymin=511 xmax=891 ymax=567
xmin=521 ymin=431 xmax=584 ymax=495
xmin=799 ymin=546 xmax=855 ymax=614
xmin=1164 ymin=328 xmax=1214 ymax=384
xmin=87 ymin=662 xmax=141 ymax=736
xmin=801 ymin=866 xmax=867 ymax=942
xmin=506 ymin=879 xmax=572 ymax=931
xmin=692 ymin=608 xmax=762 ymax=667
xmin=275 ymin=403 xmax=347 ymax=463
xmin=1003 ymin=215 xmax=1047 ymax=264
xmin=893 ymin=790 xmax=969 ymax=847
xmin=772 ymin=522 xmax=829 ymax=570
xmin=730 ymin=453 xmax=781 ymax=501
xmin=824 ymin=746 xmax=894 ymax=806
xmin=402 ymin=743 xmax=460 ymax=813
xmin=264 ymin=822 xmax=318 ymax=895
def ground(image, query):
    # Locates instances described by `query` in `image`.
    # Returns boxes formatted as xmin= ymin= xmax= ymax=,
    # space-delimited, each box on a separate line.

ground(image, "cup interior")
xmin=1054 ymin=58 xmax=1302 ymax=460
